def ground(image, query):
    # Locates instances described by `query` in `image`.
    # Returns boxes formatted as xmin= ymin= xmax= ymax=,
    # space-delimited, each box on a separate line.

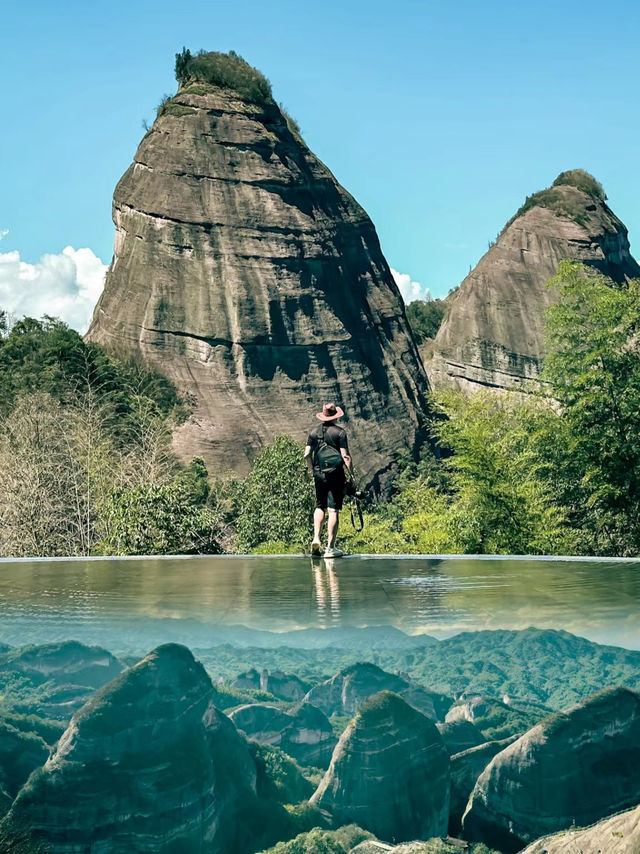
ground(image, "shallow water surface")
xmin=0 ymin=554 xmax=638 ymax=652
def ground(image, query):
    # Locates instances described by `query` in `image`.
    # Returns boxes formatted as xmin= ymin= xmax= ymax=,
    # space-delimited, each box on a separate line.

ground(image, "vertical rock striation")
xmin=427 ymin=170 xmax=640 ymax=392
xmin=0 ymin=644 xmax=258 ymax=853
xmin=311 ymin=691 xmax=450 ymax=843
xmin=86 ymin=52 xmax=431 ymax=486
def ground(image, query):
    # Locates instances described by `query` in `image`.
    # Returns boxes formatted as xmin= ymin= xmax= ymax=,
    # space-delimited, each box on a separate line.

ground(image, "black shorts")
xmin=314 ymin=467 xmax=345 ymax=511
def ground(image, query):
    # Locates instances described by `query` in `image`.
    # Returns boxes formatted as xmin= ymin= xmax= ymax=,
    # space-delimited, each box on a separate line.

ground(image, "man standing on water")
xmin=304 ymin=403 xmax=352 ymax=558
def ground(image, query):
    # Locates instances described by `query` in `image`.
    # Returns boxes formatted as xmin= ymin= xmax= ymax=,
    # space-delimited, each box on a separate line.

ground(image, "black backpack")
xmin=314 ymin=425 xmax=344 ymax=474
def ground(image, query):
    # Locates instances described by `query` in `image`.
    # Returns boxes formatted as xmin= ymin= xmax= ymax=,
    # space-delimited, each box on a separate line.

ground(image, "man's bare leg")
xmin=311 ymin=508 xmax=325 ymax=554
xmin=313 ymin=508 xmax=325 ymax=540
xmin=327 ymin=509 xmax=339 ymax=550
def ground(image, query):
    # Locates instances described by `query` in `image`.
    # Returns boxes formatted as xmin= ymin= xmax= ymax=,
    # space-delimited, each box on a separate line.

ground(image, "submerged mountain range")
xmin=0 ymin=627 xmax=638 ymax=852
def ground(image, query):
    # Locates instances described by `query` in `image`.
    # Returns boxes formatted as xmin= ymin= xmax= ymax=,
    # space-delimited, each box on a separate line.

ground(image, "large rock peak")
xmin=0 ymin=643 xmax=257 ymax=853
xmin=427 ymin=169 xmax=640 ymax=392
xmin=310 ymin=690 xmax=450 ymax=843
xmin=462 ymin=686 xmax=640 ymax=852
xmin=86 ymin=50 xmax=430 ymax=484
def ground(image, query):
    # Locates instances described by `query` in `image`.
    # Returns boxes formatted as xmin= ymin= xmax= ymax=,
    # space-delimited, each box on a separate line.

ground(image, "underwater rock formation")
xmin=462 ymin=687 xmax=640 ymax=852
xmin=303 ymin=662 xmax=439 ymax=719
xmin=311 ymin=691 xmax=450 ymax=842
xmin=0 ymin=644 xmax=257 ymax=853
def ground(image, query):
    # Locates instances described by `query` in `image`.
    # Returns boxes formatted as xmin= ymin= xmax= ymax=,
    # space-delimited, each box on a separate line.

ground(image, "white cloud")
xmin=391 ymin=268 xmax=432 ymax=304
xmin=0 ymin=244 xmax=107 ymax=334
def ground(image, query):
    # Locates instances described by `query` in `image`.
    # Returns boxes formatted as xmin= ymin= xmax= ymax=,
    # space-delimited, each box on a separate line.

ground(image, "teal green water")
xmin=0 ymin=554 xmax=638 ymax=652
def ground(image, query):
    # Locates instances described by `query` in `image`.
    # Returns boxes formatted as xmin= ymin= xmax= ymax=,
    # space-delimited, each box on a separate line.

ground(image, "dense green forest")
xmin=1 ymin=260 xmax=639 ymax=557
xmin=0 ymin=313 xmax=219 ymax=557
xmin=405 ymin=297 xmax=446 ymax=343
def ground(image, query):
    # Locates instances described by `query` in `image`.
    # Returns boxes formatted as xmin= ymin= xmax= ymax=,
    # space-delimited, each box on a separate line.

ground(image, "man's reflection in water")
xmin=313 ymin=558 xmax=341 ymax=626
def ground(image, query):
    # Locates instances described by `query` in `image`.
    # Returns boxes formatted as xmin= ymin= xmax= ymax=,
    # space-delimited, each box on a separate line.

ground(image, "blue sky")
xmin=1 ymin=0 xmax=639 ymax=327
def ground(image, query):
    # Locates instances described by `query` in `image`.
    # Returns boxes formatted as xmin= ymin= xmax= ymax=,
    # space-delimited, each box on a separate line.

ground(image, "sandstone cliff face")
xmin=0 ymin=644 xmax=257 ymax=853
xmin=427 ymin=172 xmax=640 ymax=392
xmin=0 ymin=720 xmax=49 ymax=816
xmin=352 ymin=840 xmax=473 ymax=854
xmin=303 ymin=662 xmax=438 ymax=719
xmin=436 ymin=719 xmax=486 ymax=754
xmin=0 ymin=641 xmax=122 ymax=689
xmin=445 ymin=696 xmax=543 ymax=743
xmin=86 ymin=53 xmax=430 ymax=485
xmin=519 ymin=804 xmax=640 ymax=854
xmin=462 ymin=687 xmax=640 ymax=852
xmin=449 ymin=736 xmax=517 ymax=835
xmin=446 ymin=696 xmax=509 ymax=725
xmin=232 ymin=668 xmax=308 ymax=702
xmin=262 ymin=670 xmax=309 ymax=702
xmin=0 ymin=641 xmax=124 ymax=721
xmin=229 ymin=701 xmax=337 ymax=767
xmin=311 ymin=691 xmax=450 ymax=843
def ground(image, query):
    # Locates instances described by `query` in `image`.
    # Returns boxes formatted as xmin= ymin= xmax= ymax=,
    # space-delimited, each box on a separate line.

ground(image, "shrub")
xmin=253 ymin=541 xmax=302 ymax=555
xmin=552 ymin=169 xmax=606 ymax=200
xmin=97 ymin=480 xmax=222 ymax=555
xmin=235 ymin=436 xmax=314 ymax=552
xmin=260 ymin=828 xmax=347 ymax=854
xmin=279 ymin=103 xmax=303 ymax=137
xmin=502 ymin=169 xmax=606 ymax=233
xmin=0 ymin=315 xmax=182 ymax=435
xmin=174 ymin=48 xmax=272 ymax=105
xmin=251 ymin=743 xmax=314 ymax=804
xmin=159 ymin=103 xmax=196 ymax=118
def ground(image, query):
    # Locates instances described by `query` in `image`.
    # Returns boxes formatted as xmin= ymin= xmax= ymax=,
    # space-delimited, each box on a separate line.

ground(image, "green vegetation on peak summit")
xmin=552 ymin=169 xmax=606 ymax=199
xmin=260 ymin=826 xmax=372 ymax=854
xmin=501 ymin=169 xmax=609 ymax=233
xmin=174 ymin=47 xmax=273 ymax=104
xmin=356 ymin=690 xmax=427 ymax=725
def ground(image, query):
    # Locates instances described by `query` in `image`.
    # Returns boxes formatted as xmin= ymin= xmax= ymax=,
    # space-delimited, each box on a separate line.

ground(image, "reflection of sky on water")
xmin=0 ymin=555 xmax=638 ymax=652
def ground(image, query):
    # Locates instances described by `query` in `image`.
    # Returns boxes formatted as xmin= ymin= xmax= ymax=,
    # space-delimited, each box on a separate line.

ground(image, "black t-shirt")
xmin=307 ymin=423 xmax=349 ymax=471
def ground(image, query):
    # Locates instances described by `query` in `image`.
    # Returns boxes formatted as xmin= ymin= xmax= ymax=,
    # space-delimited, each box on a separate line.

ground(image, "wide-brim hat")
xmin=316 ymin=403 xmax=344 ymax=421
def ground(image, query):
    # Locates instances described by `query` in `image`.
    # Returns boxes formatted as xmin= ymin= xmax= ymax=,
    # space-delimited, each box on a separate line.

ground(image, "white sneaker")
xmin=324 ymin=547 xmax=344 ymax=558
xmin=311 ymin=540 xmax=323 ymax=556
